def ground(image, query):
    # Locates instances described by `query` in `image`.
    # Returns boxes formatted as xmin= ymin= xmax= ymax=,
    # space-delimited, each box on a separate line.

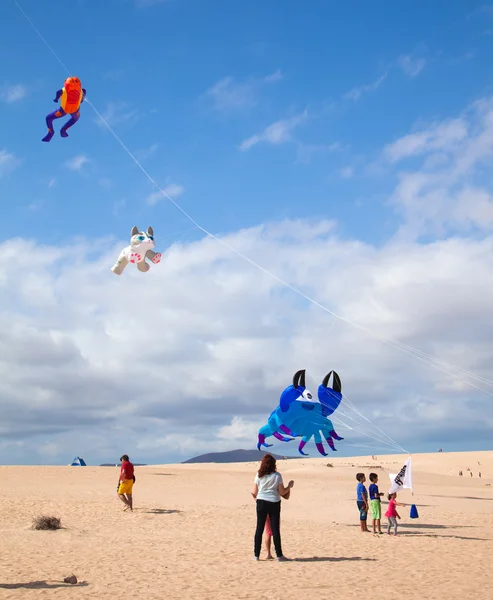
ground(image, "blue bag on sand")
xmin=410 ymin=504 xmax=419 ymax=519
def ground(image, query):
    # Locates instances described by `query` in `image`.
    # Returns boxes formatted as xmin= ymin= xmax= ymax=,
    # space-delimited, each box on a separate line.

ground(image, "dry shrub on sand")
xmin=32 ymin=515 xmax=62 ymax=530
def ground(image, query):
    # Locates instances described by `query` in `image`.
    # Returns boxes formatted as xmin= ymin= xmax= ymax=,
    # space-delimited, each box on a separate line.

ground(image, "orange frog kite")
xmin=42 ymin=77 xmax=86 ymax=142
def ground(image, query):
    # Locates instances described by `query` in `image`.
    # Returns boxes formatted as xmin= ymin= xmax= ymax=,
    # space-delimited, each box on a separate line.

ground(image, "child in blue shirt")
xmin=369 ymin=472 xmax=384 ymax=534
xmin=356 ymin=473 xmax=369 ymax=532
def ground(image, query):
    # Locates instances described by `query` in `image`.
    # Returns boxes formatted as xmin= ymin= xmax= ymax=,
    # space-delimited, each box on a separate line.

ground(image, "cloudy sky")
xmin=1 ymin=0 xmax=493 ymax=465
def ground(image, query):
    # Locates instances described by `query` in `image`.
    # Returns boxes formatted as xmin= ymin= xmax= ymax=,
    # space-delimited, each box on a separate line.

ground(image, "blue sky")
xmin=1 ymin=0 xmax=493 ymax=465
xmin=2 ymin=0 xmax=492 ymax=245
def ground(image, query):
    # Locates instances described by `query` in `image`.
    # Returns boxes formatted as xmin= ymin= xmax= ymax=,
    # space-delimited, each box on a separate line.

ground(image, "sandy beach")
xmin=0 ymin=451 xmax=492 ymax=599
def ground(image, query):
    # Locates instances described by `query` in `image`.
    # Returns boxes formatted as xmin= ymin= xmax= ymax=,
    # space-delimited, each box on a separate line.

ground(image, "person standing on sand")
xmin=117 ymin=454 xmax=135 ymax=511
xmin=252 ymin=454 xmax=294 ymax=562
xmin=368 ymin=473 xmax=384 ymax=534
xmin=385 ymin=493 xmax=406 ymax=535
xmin=254 ymin=483 xmax=292 ymax=559
xmin=356 ymin=473 xmax=370 ymax=532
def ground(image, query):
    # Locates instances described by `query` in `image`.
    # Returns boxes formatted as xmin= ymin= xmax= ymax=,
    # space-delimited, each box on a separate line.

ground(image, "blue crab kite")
xmin=257 ymin=369 xmax=344 ymax=456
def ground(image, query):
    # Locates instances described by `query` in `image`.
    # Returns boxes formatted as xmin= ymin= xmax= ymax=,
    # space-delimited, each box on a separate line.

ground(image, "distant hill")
xmin=182 ymin=449 xmax=296 ymax=464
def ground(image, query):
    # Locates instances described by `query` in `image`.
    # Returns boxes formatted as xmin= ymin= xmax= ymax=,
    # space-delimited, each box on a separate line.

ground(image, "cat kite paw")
xmin=129 ymin=253 xmax=142 ymax=264
xmin=151 ymin=252 xmax=162 ymax=264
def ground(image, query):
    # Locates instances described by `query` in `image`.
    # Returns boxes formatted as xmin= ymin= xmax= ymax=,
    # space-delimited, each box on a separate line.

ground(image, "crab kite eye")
xmin=306 ymin=393 xmax=312 ymax=399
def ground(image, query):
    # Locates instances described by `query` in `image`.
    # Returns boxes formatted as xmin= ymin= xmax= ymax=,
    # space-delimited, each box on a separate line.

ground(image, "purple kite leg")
xmin=329 ymin=429 xmax=344 ymax=441
xmin=325 ymin=436 xmax=337 ymax=451
xmin=273 ymin=431 xmax=292 ymax=442
xmin=42 ymin=108 xmax=66 ymax=142
xmin=60 ymin=109 xmax=81 ymax=138
xmin=257 ymin=433 xmax=273 ymax=450
xmin=298 ymin=439 xmax=309 ymax=456
xmin=280 ymin=424 xmax=297 ymax=436
xmin=314 ymin=432 xmax=328 ymax=456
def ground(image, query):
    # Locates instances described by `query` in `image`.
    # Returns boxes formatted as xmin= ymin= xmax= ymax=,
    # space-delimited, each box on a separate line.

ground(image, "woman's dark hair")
xmin=120 ymin=454 xmax=129 ymax=462
xmin=258 ymin=454 xmax=277 ymax=478
xmin=369 ymin=472 xmax=378 ymax=482
xmin=356 ymin=472 xmax=365 ymax=482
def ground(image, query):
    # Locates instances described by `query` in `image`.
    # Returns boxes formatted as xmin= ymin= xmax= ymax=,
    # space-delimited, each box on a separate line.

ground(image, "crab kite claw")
xmin=280 ymin=369 xmax=307 ymax=412
xmin=318 ymin=370 xmax=343 ymax=417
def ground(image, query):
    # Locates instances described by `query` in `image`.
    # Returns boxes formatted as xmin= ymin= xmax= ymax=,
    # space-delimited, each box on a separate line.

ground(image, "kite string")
xmin=74 ymin=102 xmax=493 ymax=401
xmin=299 ymin=410 xmax=403 ymax=452
xmin=2 ymin=3 xmax=421 ymax=460
xmin=342 ymin=393 xmax=409 ymax=454
xmin=290 ymin=374 xmax=407 ymax=453
xmin=12 ymin=0 xmax=72 ymax=75
xmin=334 ymin=405 xmax=403 ymax=450
xmin=12 ymin=0 xmax=493 ymax=398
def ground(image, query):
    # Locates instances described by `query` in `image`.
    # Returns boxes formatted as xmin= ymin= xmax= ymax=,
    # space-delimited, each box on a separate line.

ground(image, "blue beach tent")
xmin=71 ymin=456 xmax=87 ymax=466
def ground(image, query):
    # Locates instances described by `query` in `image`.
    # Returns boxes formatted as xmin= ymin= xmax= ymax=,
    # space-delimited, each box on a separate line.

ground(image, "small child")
xmin=253 ymin=487 xmax=291 ymax=559
xmin=263 ymin=487 xmax=291 ymax=559
xmin=368 ymin=472 xmax=385 ymax=534
xmin=385 ymin=493 xmax=406 ymax=535
xmin=356 ymin=473 xmax=369 ymax=532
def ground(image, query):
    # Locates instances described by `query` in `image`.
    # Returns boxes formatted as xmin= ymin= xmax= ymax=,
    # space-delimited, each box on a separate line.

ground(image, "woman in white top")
xmin=251 ymin=454 xmax=294 ymax=561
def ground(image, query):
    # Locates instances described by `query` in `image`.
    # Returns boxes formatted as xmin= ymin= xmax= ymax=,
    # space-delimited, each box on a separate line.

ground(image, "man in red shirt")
xmin=117 ymin=454 xmax=135 ymax=511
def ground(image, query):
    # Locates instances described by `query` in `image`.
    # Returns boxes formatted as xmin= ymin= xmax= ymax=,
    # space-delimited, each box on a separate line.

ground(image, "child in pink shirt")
xmin=385 ymin=493 xmax=406 ymax=535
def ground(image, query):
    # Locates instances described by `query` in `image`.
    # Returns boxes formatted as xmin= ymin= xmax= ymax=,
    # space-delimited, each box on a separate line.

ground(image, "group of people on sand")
xmin=459 ymin=469 xmax=481 ymax=478
xmin=356 ymin=472 xmax=406 ymax=535
xmin=116 ymin=451 xmax=294 ymax=560
xmin=116 ymin=452 xmax=407 ymax=562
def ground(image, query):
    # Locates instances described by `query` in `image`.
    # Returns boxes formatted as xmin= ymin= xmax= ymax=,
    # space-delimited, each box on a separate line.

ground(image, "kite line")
xmin=11 ymin=0 xmax=493 ymax=405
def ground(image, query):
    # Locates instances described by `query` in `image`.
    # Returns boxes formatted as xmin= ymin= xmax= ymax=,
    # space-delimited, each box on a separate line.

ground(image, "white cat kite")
xmin=111 ymin=226 xmax=162 ymax=276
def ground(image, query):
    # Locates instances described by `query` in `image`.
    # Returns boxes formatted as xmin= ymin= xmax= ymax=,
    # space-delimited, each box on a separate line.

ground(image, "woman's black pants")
xmin=254 ymin=499 xmax=282 ymax=558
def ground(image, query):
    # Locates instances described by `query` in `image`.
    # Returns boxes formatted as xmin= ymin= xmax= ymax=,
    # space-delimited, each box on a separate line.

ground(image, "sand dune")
xmin=0 ymin=451 xmax=492 ymax=599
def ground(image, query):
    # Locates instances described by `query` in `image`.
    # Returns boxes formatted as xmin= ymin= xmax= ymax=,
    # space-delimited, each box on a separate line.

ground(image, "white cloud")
xmin=344 ymin=73 xmax=387 ymax=102
xmin=340 ymin=166 xmax=354 ymax=179
xmin=240 ymin=110 xmax=308 ymax=151
xmin=384 ymin=119 xmax=468 ymax=163
xmin=387 ymin=95 xmax=493 ymax=238
xmin=0 ymin=218 xmax=492 ymax=464
xmin=94 ymin=101 xmax=140 ymax=129
xmin=397 ymin=55 xmax=426 ymax=78
xmin=99 ymin=177 xmax=112 ymax=189
xmin=65 ymin=155 xmax=90 ymax=171
xmin=26 ymin=199 xmax=45 ymax=212
xmin=0 ymin=84 xmax=27 ymax=103
xmin=263 ymin=69 xmax=283 ymax=83
xmin=3 ymin=93 xmax=493 ymax=464
xmin=205 ymin=70 xmax=283 ymax=113
xmin=146 ymin=183 xmax=185 ymax=206
xmin=216 ymin=416 xmax=262 ymax=441
xmin=296 ymin=142 xmax=344 ymax=164
xmin=206 ymin=77 xmax=257 ymax=112
xmin=48 ymin=178 xmax=56 ymax=189
xmin=135 ymin=143 xmax=159 ymax=162
xmin=0 ymin=149 xmax=19 ymax=178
